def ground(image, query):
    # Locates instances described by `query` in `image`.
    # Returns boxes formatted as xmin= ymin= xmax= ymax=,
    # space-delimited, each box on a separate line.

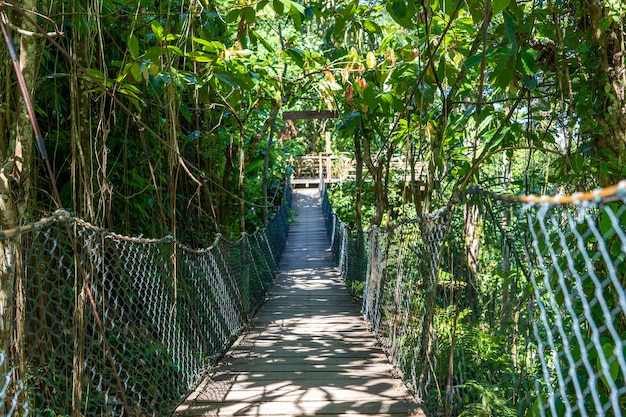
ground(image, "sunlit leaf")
xmin=151 ymin=21 xmax=164 ymax=42
xmin=363 ymin=20 xmax=381 ymax=34
xmin=286 ymin=0 xmax=305 ymax=14
xmin=520 ymin=48 xmax=538 ymax=74
xmin=366 ymin=52 xmax=377 ymax=69
xmin=166 ymin=45 xmax=184 ymax=56
xmin=192 ymin=38 xmax=225 ymax=52
xmin=186 ymin=51 xmax=214 ymax=63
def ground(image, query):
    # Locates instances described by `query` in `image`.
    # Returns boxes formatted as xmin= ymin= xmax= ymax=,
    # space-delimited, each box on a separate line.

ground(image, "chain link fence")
xmin=322 ymin=181 xmax=626 ymax=417
xmin=0 ymin=190 xmax=290 ymax=416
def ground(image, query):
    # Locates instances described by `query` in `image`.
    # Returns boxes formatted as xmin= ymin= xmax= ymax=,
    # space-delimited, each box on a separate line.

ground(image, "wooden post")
xmin=318 ymin=154 xmax=323 ymax=186
xmin=325 ymin=132 xmax=332 ymax=183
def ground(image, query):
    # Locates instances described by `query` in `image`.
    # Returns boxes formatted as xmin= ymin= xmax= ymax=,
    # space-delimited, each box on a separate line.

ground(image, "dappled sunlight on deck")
xmin=175 ymin=189 xmax=424 ymax=416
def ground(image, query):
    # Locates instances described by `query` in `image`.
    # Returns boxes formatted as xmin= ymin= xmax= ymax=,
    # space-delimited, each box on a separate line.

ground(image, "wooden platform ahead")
xmin=175 ymin=189 xmax=424 ymax=416
xmin=291 ymin=177 xmax=343 ymax=188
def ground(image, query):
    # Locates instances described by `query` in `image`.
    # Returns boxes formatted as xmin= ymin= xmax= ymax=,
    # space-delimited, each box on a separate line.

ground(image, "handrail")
xmin=322 ymin=181 xmax=626 ymax=417
xmin=0 ymin=182 xmax=292 ymax=417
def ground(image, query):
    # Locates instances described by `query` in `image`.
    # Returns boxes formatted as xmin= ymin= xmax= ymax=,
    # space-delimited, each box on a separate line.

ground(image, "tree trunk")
xmin=262 ymin=104 xmax=279 ymax=223
xmin=464 ymin=200 xmax=481 ymax=320
xmin=359 ymin=121 xmax=386 ymax=226
xmin=0 ymin=3 xmax=42 ymax=413
xmin=238 ymin=129 xmax=246 ymax=233
xmin=354 ymin=128 xmax=364 ymax=232
xmin=588 ymin=0 xmax=626 ymax=186
xmin=70 ymin=2 xmax=95 ymax=220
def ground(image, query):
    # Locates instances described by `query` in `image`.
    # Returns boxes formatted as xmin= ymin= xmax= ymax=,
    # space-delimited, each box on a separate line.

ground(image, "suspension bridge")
xmin=174 ymin=189 xmax=423 ymax=416
xmin=1 ymin=172 xmax=625 ymax=416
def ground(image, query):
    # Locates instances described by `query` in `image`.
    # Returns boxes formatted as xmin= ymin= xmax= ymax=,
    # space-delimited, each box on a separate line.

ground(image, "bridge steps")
xmin=174 ymin=188 xmax=424 ymax=416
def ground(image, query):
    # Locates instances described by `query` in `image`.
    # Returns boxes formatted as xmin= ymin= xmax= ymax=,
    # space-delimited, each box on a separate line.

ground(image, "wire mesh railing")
xmin=0 ymin=190 xmax=290 ymax=416
xmin=322 ymin=181 xmax=626 ymax=417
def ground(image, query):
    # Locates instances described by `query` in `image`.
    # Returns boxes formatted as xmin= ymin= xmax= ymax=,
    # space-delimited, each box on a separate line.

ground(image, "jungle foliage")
xmin=0 ymin=0 xmax=624 ymax=237
xmin=0 ymin=1 xmax=624 ymax=416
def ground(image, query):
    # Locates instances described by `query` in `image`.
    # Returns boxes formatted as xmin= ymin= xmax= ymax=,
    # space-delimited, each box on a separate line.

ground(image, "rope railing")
xmin=0 ymin=188 xmax=291 ymax=416
xmin=322 ymin=181 xmax=626 ymax=417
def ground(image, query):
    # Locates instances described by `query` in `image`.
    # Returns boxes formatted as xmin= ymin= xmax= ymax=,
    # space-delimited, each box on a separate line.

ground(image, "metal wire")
xmin=323 ymin=182 xmax=626 ymax=417
xmin=0 ymin=194 xmax=290 ymax=416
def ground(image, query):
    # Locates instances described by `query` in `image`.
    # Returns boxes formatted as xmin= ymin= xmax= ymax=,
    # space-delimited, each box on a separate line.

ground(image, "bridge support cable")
xmin=0 ymin=191 xmax=291 ymax=416
xmin=321 ymin=180 xmax=626 ymax=417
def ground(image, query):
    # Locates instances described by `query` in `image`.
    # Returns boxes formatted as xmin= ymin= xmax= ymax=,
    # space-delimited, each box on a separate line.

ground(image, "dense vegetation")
xmin=0 ymin=1 xmax=624 ymax=416
xmin=1 ymin=0 xmax=624 ymax=237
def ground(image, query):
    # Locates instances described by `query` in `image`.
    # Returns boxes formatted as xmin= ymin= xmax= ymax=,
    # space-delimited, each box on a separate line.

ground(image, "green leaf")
xmin=151 ymin=21 xmax=164 ymax=42
xmin=520 ymin=48 xmax=538 ymax=74
xmin=273 ymin=0 xmax=285 ymax=15
xmin=130 ymin=61 xmax=142 ymax=82
xmin=128 ymin=34 xmax=139 ymax=60
xmin=213 ymin=72 xmax=239 ymax=88
xmin=285 ymin=0 xmax=305 ymax=14
xmin=493 ymin=67 xmax=514 ymax=90
xmin=386 ymin=0 xmax=415 ymax=29
xmin=338 ymin=112 xmax=361 ymax=134
xmin=485 ymin=127 xmax=510 ymax=153
xmin=85 ymin=68 xmax=113 ymax=88
xmin=522 ymin=74 xmax=537 ymax=90
xmin=464 ymin=53 xmax=483 ymax=69
xmin=598 ymin=343 xmax=620 ymax=392
xmin=467 ymin=0 xmax=484 ymax=24
xmin=290 ymin=7 xmax=303 ymax=30
xmin=118 ymin=84 xmax=145 ymax=111
xmin=492 ymin=0 xmax=511 ymax=15
xmin=192 ymin=38 xmax=225 ymax=52
xmin=363 ymin=86 xmax=378 ymax=112
xmin=166 ymin=45 xmax=184 ymax=56
xmin=250 ymin=29 xmax=274 ymax=52
xmin=225 ymin=9 xmax=240 ymax=23
xmin=246 ymin=157 xmax=265 ymax=173
xmin=443 ymin=0 xmax=460 ymax=16
xmin=145 ymin=46 xmax=164 ymax=63
xmin=503 ymin=11 xmax=517 ymax=56
xmin=243 ymin=7 xmax=256 ymax=23
xmin=363 ymin=20 xmax=382 ymax=34
xmin=284 ymin=47 xmax=306 ymax=68
xmin=186 ymin=51 xmax=214 ymax=63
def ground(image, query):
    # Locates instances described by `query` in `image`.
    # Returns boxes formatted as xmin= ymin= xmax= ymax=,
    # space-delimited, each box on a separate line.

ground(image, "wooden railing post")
xmin=318 ymin=154 xmax=323 ymax=184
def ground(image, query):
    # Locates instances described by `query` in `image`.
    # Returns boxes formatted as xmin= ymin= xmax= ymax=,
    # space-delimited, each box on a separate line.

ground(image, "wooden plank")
xmin=177 ymin=399 xmax=423 ymax=416
xmin=174 ymin=188 xmax=424 ymax=417
xmin=283 ymin=110 xmax=339 ymax=120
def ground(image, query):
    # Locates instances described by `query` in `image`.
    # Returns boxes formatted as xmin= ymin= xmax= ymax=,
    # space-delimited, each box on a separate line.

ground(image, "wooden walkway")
xmin=175 ymin=189 xmax=424 ymax=416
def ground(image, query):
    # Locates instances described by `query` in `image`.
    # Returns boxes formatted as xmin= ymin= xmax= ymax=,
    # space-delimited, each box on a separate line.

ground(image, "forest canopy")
xmin=0 ymin=0 xmax=624 ymax=238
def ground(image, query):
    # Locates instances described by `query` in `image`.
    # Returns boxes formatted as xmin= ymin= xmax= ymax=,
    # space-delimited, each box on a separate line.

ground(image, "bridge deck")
xmin=175 ymin=189 xmax=424 ymax=416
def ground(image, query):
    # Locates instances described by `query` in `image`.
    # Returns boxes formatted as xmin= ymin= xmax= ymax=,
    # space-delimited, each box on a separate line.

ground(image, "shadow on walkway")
xmin=175 ymin=189 xmax=424 ymax=416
